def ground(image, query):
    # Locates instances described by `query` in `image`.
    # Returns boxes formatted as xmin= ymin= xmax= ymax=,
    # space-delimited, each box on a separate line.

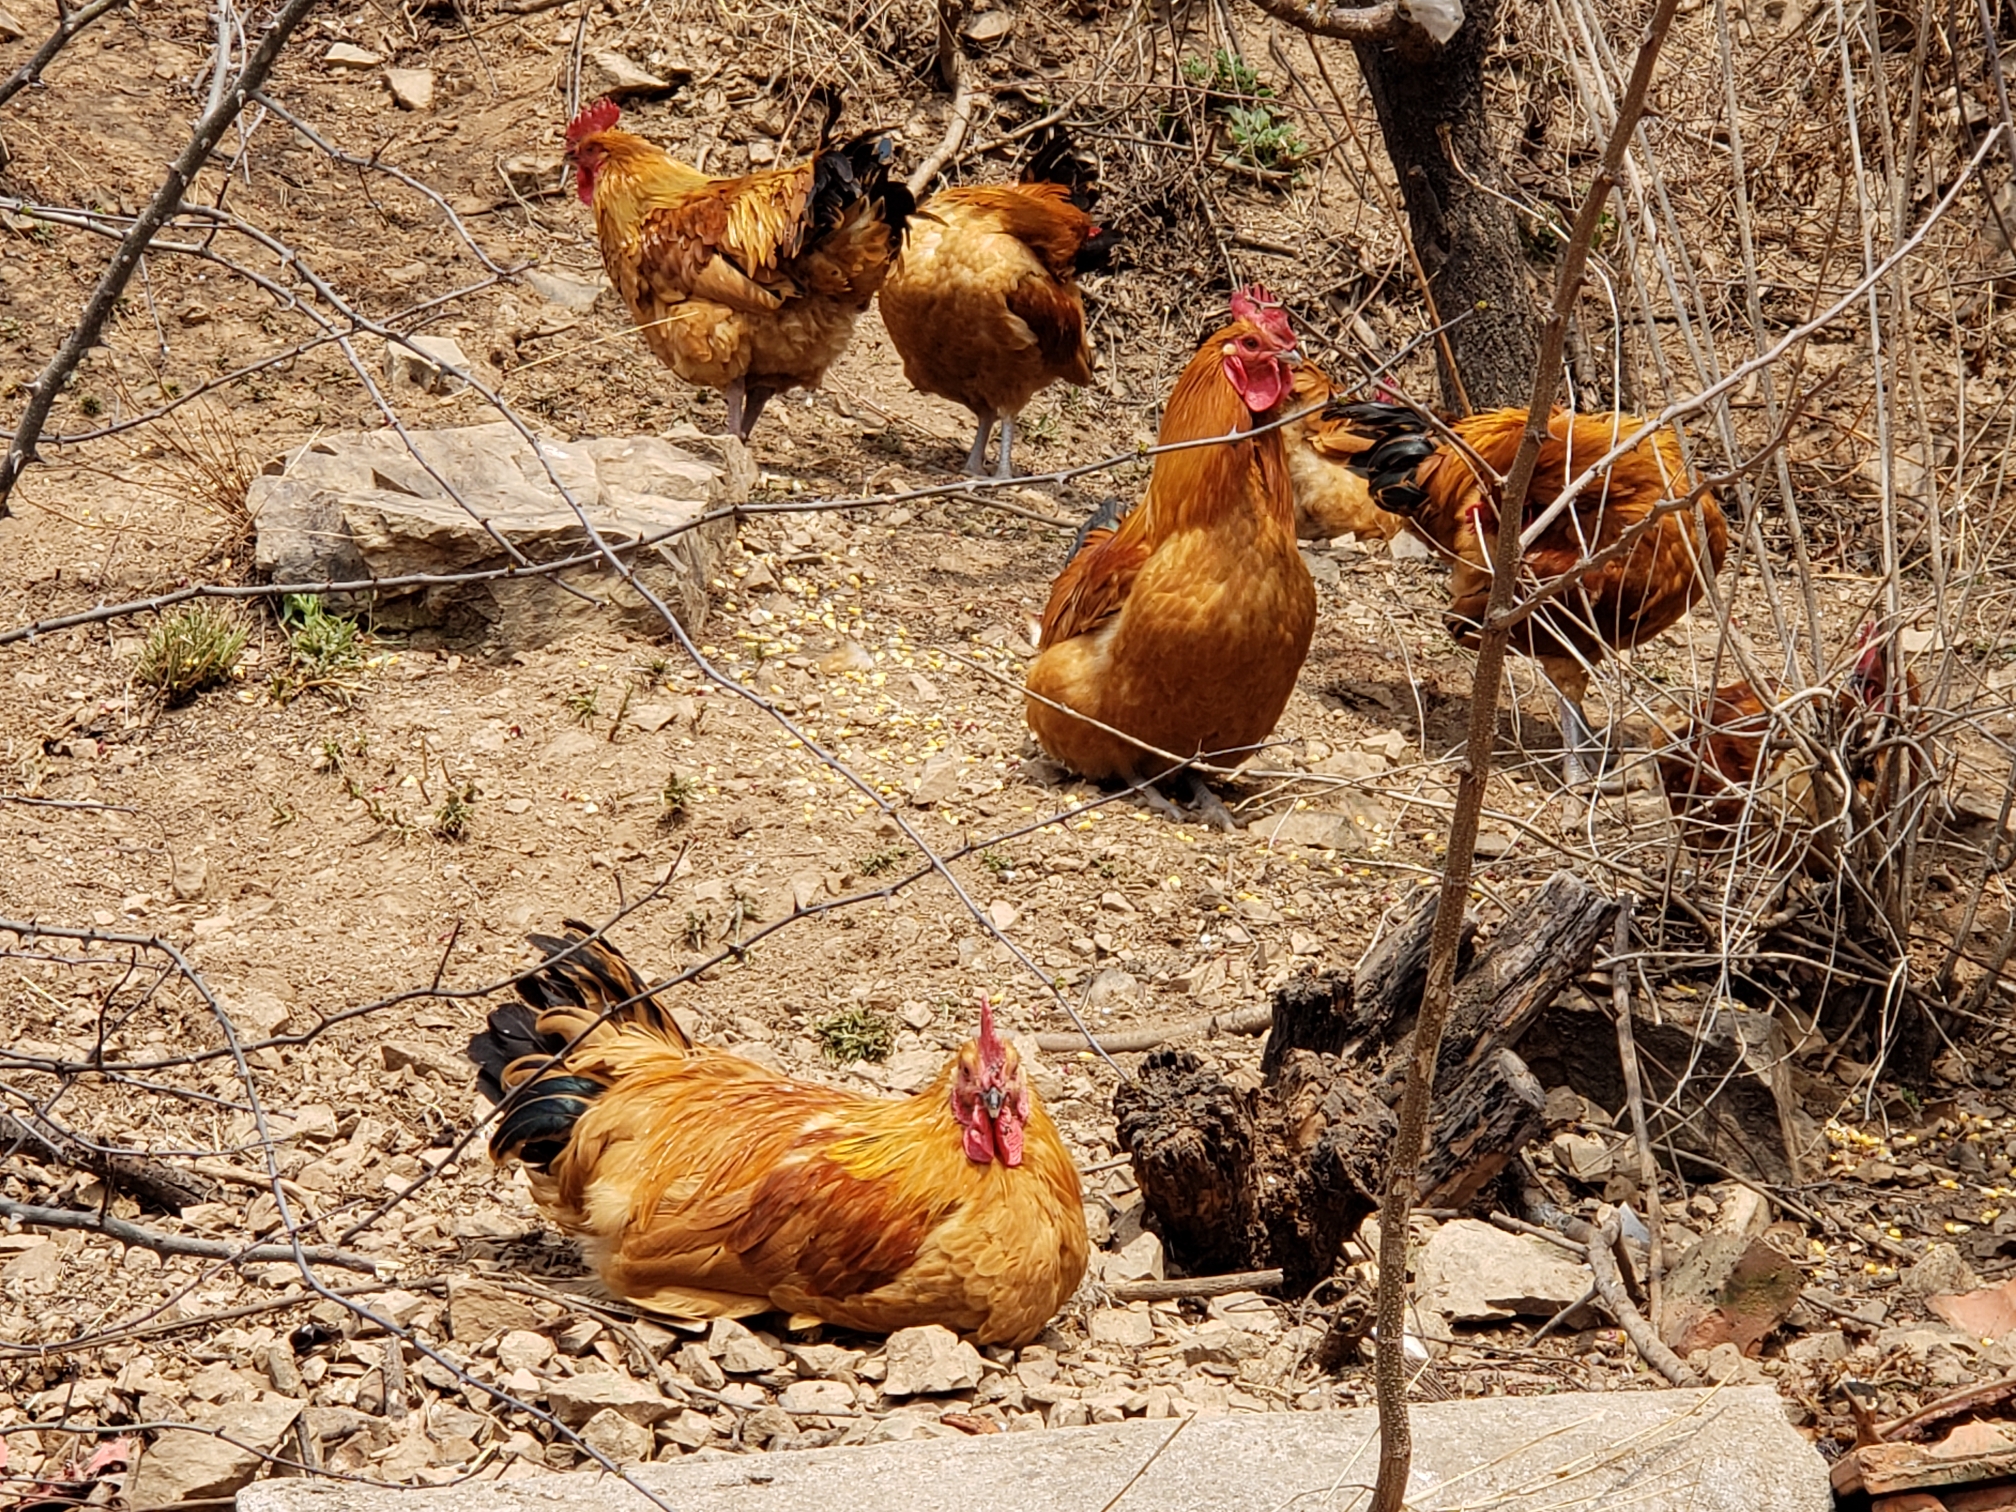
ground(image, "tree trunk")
xmin=1353 ymin=2 xmax=1542 ymax=410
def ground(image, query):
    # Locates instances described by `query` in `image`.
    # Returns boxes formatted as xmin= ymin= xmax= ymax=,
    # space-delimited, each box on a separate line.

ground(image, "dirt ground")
xmin=6 ymin=0 xmax=2016 ymax=1496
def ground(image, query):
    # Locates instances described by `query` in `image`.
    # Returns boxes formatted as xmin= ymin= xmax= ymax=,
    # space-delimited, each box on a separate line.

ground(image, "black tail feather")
xmin=1069 ymin=496 xmax=1130 ymax=561
xmin=1325 ymin=401 xmax=1440 ymax=517
xmin=1023 ymin=125 xmax=1099 ymax=210
xmin=811 ymin=130 xmax=916 ymax=243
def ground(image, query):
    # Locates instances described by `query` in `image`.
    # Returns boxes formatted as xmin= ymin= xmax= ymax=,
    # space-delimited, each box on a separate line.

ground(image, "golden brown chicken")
xmin=1025 ymin=285 xmax=1313 ymax=828
xmin=564 ymin=95 xmax=913 ymax=440
xmin=1304 ymin=398 xmax=1728 ymax=781
xmin=468 ymin=924 xmax=1087 ymax=1346
xmin=878 ymin=130 xmax=1117 ymax=477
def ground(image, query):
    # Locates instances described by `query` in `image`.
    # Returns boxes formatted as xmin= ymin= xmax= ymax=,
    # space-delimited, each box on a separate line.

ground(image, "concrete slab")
xmin=239 ymin=1386 xmax=1825 ymax=1512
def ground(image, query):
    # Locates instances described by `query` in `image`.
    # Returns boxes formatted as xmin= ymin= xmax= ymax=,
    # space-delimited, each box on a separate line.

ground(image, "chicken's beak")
xmin=982 ymin=1085 xmax=1006 ymax=1119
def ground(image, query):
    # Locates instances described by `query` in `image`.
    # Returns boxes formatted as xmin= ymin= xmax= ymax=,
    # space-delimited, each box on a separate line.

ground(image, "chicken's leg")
xmin=963 ymin=410 xmax=998 ymax=476
xmin=737 ymin=387 xmax=773 ymax=442
xmin=1556 ymin=692 xmax=1599 ymax=788
xmin=723 ymin=379 xmax=747 ymax=441
xmin=1139 ymin=767 xmax=1241 ymax=832
xmin=994 ymin=414 xmax=1018 ymax=480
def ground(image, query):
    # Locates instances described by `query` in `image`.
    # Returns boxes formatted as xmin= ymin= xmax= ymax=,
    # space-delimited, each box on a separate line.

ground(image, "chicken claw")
xmin=1139 ymin=768 xmax=1241 ymax=832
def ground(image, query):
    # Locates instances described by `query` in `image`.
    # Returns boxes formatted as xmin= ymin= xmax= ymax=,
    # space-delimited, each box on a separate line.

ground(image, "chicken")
xmin=467 ymin=923 xmax=1088 ymax=1347
xmin=1280 ymin=363 xmax=1404 ymax=544
xmin=1655 ymin=679 xmax=1792 ymax=848
xmin=1025 ymin=285 xmax=1313 ymax=828
xmin=1304 ymin=398 xmax=1728 ymax=781
xmin=878 ymin=129 xmax=1118 ymax=477
xmin=563 ymin=95 xmax=914 ymax=441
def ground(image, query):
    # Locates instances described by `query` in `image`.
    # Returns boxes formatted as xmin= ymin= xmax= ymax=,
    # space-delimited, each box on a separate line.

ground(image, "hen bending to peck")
xmin=467 ymin=923 xmax=1088 ymax=1347
xmin=564 ymin=95 xmax=914 ymax=442
xmin=879 ymin=128 xmax=1119 ymax=478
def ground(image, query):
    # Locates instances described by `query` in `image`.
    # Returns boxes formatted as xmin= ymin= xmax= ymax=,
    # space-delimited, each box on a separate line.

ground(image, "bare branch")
xmin=0 ymin=0 xmax=320 ymax=515
xmin=1245 ymin=0 xmax=1408 ymax=41
xmin=0 ymin=1199 xmax=383 ymax=1274
xmin=0 ymin=0 xmax=128 ymax=111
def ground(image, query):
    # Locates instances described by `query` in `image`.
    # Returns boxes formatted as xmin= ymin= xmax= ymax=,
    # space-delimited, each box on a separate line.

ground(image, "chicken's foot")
xmin=1138 ymin=767 xmax=1241 ymax=832
xmin=724 ymin=380 xmax=746 ymax=441
xmin=994 ymin=414 xmax=1017 ymax=480
xmin=963 ymin=410 xmax=998 ymax=476
xmin=1556 ymin=692 xmax=1601 ymax=788
xmin=723 ymin=381 xmax=774 ymax=442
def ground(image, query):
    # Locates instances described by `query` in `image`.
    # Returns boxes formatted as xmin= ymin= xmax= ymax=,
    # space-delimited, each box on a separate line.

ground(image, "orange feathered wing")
xmin=475 ymin=928 xmax=1086 ymax=1346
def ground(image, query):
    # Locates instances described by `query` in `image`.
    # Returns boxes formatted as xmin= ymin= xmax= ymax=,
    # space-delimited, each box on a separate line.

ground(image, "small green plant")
xmin=78 ymin=393 xmax=104 ymax=417
xmin=565 ymin=686 xmax=600 ymax=726
xmin=659 ymin=772 xmax=696 ymax=823
xmin=1182 ymin=49 xmax=1265 ymax=101
xmin=270 ymin=799 xmax=297 ymax=828
xmin=814 ymin=1005 xmax=896 ymax=1064
xmin=857 ymin=846 xmax=904 ymax=877
xmin=272 ymin=594 xmax=369 ymax=706
xmin=432 ymin=783 xmax=477 ymax=840
xmin=980 ymin=848 xmax=1012 ymax=877
xmin=135 ymin=605 xmax=247 ymax=705
xmin=682 ymin=910 xmax=710 ymax=950
xmin=1223 ymin=103 xmax=1305 ymax=171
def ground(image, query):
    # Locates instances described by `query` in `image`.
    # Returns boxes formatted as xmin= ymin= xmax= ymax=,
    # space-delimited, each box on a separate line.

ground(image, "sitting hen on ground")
xmin=468 ymin=923 xmax=1088 ymax=1347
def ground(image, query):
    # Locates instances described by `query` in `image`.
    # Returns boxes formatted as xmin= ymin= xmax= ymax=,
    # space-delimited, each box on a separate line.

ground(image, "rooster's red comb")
xmin=566 ymin=97 xmax=621 ymax=146
xmin=1230 ymin=283 xmax=1296 ymax=352
xmin=977 ymin=996 xmax=1007 ymax=1069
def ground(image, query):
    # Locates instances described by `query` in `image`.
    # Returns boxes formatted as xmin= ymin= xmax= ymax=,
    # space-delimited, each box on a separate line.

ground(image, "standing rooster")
xmin=468 ymin=924 xmax=1087 ymax=1347
xmin=1297 ymin=398 xmax=1728 ymax=782
xmin=564 ymin=96 xmax=914 ymax=441
xmin=1025 ymin=286 xmax=1314 ymax=829
xmin=879 ymin=129 xmax=1118 ymax=477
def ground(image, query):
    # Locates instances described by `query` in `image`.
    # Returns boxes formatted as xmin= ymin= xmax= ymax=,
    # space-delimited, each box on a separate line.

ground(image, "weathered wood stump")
xmin=1114 ymin=871 xmax=1619 ymax=1295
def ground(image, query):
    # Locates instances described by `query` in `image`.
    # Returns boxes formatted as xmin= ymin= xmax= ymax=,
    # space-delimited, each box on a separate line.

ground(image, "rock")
xmin=502 ymin=157 xmax=568 ymax=202
xmin=0 ymin=7 xmax=23 ymax=42
xmin=384 ymin=68 xmax=434 ymax=110
xmin=1416 ymin=1219 xmax=1594 ymax=1325
xmin=1902 ymin=1242 xmax=1979 ymax=1298
xmin=1084 ymin=968 xmax=1142 ymax=1009
xmin=1389 ymin=530 xmax=1433 ymax=561
xmin=1089 ymin=1308 xmax=1154 ymax=1348
xmin=228 ymin=989 xmax=290 ymax=1038
xmin=251 ymin=424 xmax=731 ymax=653
xmin=1103 ymin=1231 xmax=1165 ymax=1283
xmin=2 ymin=1241 xmax=62 ymax=1287
xmin=1551 ymin=1132 xmax=1616 ymax=1182
xmin=777 ymin=1379 xmax=854 ymax=1414
xmin=171 ymin=856 xmax=209 ymax=900
xmin=1046 ymin=1399 xmax=1091 ymax=1428
xmin=379 ymin=1040 xmax=469 ymax=1081
xmin=446 ymin=1279 xmax=540 ymax=1342
xmin=587 ymin=50 xmax=674 ymax=98
xmin=963 ymin=8 xmax=1013 ymax=40
xmin=495 ymin=1331 xmax=553 ymax=1374
xmin=676 ymin=1343 xmax=726 ymax=1389
xmin=910 ymin=752 xmax=961 ymax=807
xmin=709 ymin=1318 xmax=784 ymax=1375
xmin=988 ymin=900 xmax=1019 ymax=930
xmin=1178 ymin=1322 xmax=1268 ymax=1367
xmin=1782 ymin=1330 xmax=1847 ymax=1366
xmin=882 ymin=1325 xmax=985 ymax=1397
xmin=323 ymin=42 xmax=382 ymax=68
xmin=384 ymin=334 xmax=471 ymax=395
xmin=783 ymin=1343 xmax=862 ymax=1379
xmin=556 ymin=1319 xmax=603 ymax=1355
xmin=1927 ymin=1277 xmax=2016 ymax=1338
xmin=656 ymin=1408 xmax=715 ymax=1450
xmin=1659 ymin=1234 xmax=1804 ymax=1356
xmin=544 ymin=1373 xmax=677 ymax=1428
xmin=820 ymin=639 xmax=876 ymax=674
xmin=1703 ymin=1183 xmax=1773 ymax=1241
xmin=1691 ymin=1342 xmax=1769 ymax=1385
xmin=1258 ymin=811 xmax=1359 ymax=852
xmin=129 ymin=1398 xmax=301 ymax=1508
xmin=899 ymin=1002 xmax=936 ymax=1030
xmin=578 ymin=1406 xmax=654 ymax=1464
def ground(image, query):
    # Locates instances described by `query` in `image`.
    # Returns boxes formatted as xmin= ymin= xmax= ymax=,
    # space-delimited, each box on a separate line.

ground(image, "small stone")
xmin=777 ymin=1379 xmax=853 ymax=1414
xmin=1178 ymin=1322 xmax=1267 ymax=1367
xmin=502 ymin=156 xmax=567 ymax=201
xmin=656 ymin=1408 xmax=715 ymax=1451
xmin=911 ymin=752 xmax=961 ymax=807
xmin=963 ymin=8 xmax=1012 ymax=40
xmin=900 ymin=1002 xmax=935 ymax=1030
xmin=1103 ymin=1231 xmax=1165 ymax=1283
xmin=1083 ymin=967 xmax=1141 ymax=1009
xmin=556 ymin=1318 xmax=602 ymax=1356
xmin=1388 ymin=529 xmax=1432 ymax=561
xmin=1660 ymin=1234 xmax=1805 ymax=1356
xmin=1099 ymin=891 xmax=1135 ymax=913
xmin=1046 ymin=1399 xmax=1090 ymax=1428
xmin=543 ymin=1373 xmax=676 ymax=1428
xmin=588 ymin=50 xmax=673 ymax=98
xmin=709 ymin=1317 xmax=785 ymax=1374
xmin=1550 ymin=1131 xmax=1616 ymax=1182
xmin=1783 ymin=1330 xmax=1848 ymax=1366
xmin=383 ymin=334 xmax=471 ymax=396
xmin=677 ymin=1342 xmax=726 ymax=1389
xmin=988 ymin=900 xmax=1019 ymax=930
xmin=384 ymin=68 xmax=434 ymax=110
xmin=1416 ymin=1219 xmax=1593 ymax=1325
xmin=323 ymin=42 xmax=382 ymax=68
xmin=0 ymin=7 xmax=23 ymax=42
xmin=820 ymin=639 xmax=876 ymax=675
xmin=496 ymin=1331 xmax=552 ymax=1374
xmin=1088 ymin=1308 xmax=1154 ymax=1347
xmin=1903 ymin=1242 xmax=1979 ymax=1298
xmin=882 ymin=1325 xmax=984 ymax=1397
xmin=171 ymin=856 xmax=209 ymax=900
xmin=578 ymin=1406 xmax=654 ymax=1465
xmin=447 ymin=1279 xmax=539 ymax=1341
xmin=379 ymin=1040 xmax=469 ymax=1081
xmin=128 ymin=1399 xmax=301 ymax=1508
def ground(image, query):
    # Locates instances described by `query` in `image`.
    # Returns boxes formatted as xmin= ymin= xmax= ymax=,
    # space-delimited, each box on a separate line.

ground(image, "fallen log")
xmin=1114 ymin=871 xmax=1617 ymax=1299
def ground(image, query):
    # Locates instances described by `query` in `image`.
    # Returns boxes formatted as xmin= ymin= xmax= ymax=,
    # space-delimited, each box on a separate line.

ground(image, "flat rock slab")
xmin=238 ymin=1387 xmax=1825 ymax=1512
xmin=251 ymin=423 xmax=733 ymax=652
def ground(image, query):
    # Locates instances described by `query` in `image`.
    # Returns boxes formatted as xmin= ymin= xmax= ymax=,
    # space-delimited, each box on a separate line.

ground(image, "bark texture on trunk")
xmin=1354 ymin=4 xmax=1542 ymax=410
